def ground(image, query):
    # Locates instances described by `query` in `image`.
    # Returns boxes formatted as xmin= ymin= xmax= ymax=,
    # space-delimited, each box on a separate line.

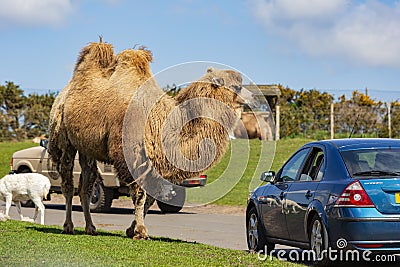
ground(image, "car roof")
xmin=305 ymin=138 xmax=400 ymax=151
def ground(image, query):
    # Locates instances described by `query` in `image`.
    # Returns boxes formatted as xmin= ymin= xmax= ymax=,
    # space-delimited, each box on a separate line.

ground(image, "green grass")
xmin=0 ymin=141 xmax=37 ymax=177
xmin=0 ymin=220 xmax=301 ymax=267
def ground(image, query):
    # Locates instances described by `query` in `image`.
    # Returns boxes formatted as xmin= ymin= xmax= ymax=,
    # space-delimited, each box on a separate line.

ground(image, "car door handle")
xmin=305 ymin=190 xmax=313 ymax=199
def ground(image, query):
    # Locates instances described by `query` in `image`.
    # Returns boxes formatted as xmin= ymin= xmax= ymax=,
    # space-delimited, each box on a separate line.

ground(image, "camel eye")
xmin=232 ymin=85 xmax=242 ymax=94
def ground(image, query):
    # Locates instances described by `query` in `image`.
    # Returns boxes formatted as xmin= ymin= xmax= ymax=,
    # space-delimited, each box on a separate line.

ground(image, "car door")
xmin=285 ymin=146 xmax=325 ymax=242
xmin=260 ymin=147 xmax=311 ymax=240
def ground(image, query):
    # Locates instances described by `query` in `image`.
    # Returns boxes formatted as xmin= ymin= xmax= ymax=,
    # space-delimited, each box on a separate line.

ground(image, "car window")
xmin=341 ymin=148 xmax=400 ymax=178
xmin=299 ymin=148 xmax=325 ymax=181
xmin=279 ymin=148 xmax=310 ymax=182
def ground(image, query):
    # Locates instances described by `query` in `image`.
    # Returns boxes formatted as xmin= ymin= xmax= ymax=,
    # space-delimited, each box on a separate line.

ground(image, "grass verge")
xmin=0 ymin=220 xmax=301 ymax=267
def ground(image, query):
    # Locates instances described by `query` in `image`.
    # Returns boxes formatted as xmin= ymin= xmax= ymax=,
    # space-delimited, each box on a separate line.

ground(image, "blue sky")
xmin=0 ymin=0 xmax=399 ymax=101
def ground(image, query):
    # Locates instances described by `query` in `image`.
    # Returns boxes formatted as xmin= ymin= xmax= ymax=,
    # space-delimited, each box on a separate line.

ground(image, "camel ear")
xmin=207 ymin=67 xmax=214 ymax=73
xmin=211 ymin=77 xmax=224 ymax=88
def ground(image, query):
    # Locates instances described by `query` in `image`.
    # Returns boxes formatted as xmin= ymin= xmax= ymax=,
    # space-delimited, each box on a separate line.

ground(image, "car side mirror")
xmin=40 ymin=139 xmax=48 ymax=149
xmin=260 ymin=171 xmax=275 ymax=182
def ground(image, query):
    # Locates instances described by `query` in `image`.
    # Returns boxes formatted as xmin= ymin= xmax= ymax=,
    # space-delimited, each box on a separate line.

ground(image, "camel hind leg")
xmin=126 ymin=186 xmax=155 ymax=239
xmin=78 ymin=153 xmax=99 ymax=235
xmin=60 ymin=144 xmax=77 ymax=234
xmin=125 ymin=184 xmax=154 ymax=240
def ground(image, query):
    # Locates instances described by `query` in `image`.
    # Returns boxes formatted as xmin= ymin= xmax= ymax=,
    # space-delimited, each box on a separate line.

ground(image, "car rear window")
xmin=340 ymin=148 xmax=400 ymax=178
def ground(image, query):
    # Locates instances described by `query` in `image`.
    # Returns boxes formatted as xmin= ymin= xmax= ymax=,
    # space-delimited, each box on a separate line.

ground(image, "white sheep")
xmin=0 ymin=173 xmax=51 ymax=225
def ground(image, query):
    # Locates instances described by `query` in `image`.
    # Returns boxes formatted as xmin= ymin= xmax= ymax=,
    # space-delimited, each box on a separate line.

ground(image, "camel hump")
xmin=75 ymin=40 xmax=115 ymax=72
xmin=115 ymin=48 xmax=153 ymax=76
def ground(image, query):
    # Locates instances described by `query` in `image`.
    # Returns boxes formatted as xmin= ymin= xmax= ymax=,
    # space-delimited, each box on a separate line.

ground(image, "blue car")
xmin=246 ymin=138 xmax=400 ymax=262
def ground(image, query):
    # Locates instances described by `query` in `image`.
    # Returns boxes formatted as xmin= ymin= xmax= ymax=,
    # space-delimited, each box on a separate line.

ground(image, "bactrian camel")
xmin=48 ymin=39 xmax=257 ymax=239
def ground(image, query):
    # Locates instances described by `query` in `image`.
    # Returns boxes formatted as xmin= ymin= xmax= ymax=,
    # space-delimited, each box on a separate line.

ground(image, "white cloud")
xmin=0 ymin=0 xmax=74 ymax=27
xmin=249 ymin=0 xmax=400 ymax=67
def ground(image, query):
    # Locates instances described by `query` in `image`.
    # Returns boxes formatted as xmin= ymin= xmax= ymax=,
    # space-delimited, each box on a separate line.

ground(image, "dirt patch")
xmin=48 ymin=194 xmax=246 ymax=215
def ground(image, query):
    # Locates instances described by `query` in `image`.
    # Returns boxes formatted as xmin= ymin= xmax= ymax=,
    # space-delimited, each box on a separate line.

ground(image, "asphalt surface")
xmin=1 ymin=199 xmax=248 ymax=250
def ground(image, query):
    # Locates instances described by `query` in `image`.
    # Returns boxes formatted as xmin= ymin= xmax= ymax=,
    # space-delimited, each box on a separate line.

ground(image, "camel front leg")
xmin=60 ymin=146 xmax=76 ymax=234
xmin=78 ymin=153 xmax=98 ymax=235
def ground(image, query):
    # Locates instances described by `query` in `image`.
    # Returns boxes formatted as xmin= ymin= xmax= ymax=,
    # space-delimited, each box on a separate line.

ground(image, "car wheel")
xmin=246 ymin=206 xmax=275 ymax=252
xmin=309 ymin=214 xmax=330 ymax=265
xmin=89 ymin=180 xmax=114 ymax=213
xmin=156 ymin=186 xmax=186 ymax=213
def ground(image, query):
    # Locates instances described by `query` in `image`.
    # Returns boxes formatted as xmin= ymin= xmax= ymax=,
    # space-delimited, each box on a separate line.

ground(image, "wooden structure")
xmin=233 ymin=84 xmax=280 ymax=140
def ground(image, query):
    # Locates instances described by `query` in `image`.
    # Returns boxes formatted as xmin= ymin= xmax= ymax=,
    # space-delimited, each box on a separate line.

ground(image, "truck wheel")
xmin=89 ymin=180 xmax=114 ymax=213
xmin=156 ymin=186 xmax=186 ymax=213
xmin=18 ymin=167 xmax=36 ymax=208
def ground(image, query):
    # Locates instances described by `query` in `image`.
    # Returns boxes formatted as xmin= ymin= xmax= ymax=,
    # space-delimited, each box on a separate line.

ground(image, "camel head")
xmin=175 ymin=67 xmax=258 ymax=113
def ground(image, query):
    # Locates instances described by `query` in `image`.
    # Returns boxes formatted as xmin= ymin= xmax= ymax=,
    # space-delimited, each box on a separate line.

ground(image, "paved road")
xmin=1 ymin=200 xmax=248 ymax=250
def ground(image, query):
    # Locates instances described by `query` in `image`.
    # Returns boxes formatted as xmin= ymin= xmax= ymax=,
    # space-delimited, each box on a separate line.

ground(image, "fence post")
xmin=330 ymin=103 xmax=334 ymax=139
xmin=388 ymin=102 xmax=392 ymax=138
xmin=275 ymin=105 xmax=280 ymax=141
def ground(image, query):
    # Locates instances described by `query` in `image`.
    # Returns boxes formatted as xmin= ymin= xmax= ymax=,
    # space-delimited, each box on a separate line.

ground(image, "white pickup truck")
xmin=10 ymin=140 xmax=206 ymax=213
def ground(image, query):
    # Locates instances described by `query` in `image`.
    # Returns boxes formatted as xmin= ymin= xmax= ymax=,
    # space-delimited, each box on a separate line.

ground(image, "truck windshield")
xmin=340 ymin=148 xmax=400 ymax=178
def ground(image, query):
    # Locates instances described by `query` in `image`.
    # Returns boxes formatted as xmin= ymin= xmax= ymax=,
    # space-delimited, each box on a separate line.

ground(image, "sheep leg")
xmin=60 ymin=145 xmax=76 ymax=234
xmin=15 ymin=201 xmax=24 ymax=220
xmin=33 ymin=206 xmax=39 ymax=221
xmin=15 ymin=201 xmax=34 ymax=223
xmin=78 ymin=153 xmax=98 ymax=235
xmin=31 ymin=197 xmax=45 ymax=225
xmin=4 ymin=194 xmax=12 ymax=217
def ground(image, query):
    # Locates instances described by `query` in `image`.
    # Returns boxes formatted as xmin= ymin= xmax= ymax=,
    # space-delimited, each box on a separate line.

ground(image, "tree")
xmin=0 ymin=81 xmax=25 ymax=140
xmin=23 ymin=92 xmax=56 ymax=138
xmin=277 ymin=85 xmax=333 ymax=138
xmin=335 ymin=91 xmax=384 ymax=137
xmin=163 ymin=83 xmax=179 ymax=97
xmin=380 ymin=101 xmax=400 ymax=138
xmin=297 ymin=89 xmax=333 ymax=134
xmin=277 ymin=85 xmax=300 ymax=137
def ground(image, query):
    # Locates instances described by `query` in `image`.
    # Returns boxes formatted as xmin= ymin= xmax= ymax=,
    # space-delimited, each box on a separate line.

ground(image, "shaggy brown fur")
xmin=49 ymin=40 xmax=252 ymax=239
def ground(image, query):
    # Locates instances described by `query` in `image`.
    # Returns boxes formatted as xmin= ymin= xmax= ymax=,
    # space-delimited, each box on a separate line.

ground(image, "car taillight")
xmin=199 ymin=174 xmax=207 ymax=179
xmin=356 ymin=243 xmax=383 ymax=249
xmin=335 ymin=180 xmax=375 ymax=207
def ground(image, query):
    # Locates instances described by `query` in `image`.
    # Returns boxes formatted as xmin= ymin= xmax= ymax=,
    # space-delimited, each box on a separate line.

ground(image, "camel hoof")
xmin=62 ymin=223 xmax=75 ymax=234
xmin=126 ymin=227 xmax=135 ymax=238
xmin=61 ymin=229 xmax=74 ymax=235
xmin=132 ymin=225 xmax=149 ymax=240
xmin=133 ymin=234 xmax=150 ymax=240
xmin=86 ymin=228 xmax=98 ymax=236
